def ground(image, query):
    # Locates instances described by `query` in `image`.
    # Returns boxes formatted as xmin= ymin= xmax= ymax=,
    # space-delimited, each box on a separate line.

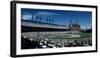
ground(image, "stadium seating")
xmin=21 ymin=32 xmax=92 ymax=49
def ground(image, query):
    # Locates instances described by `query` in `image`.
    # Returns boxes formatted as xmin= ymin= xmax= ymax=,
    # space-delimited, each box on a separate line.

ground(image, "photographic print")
xmin=11 ymin=1 xmax=97 ymax=57
xmin=21 ymin=8 xmax=92 ymax=49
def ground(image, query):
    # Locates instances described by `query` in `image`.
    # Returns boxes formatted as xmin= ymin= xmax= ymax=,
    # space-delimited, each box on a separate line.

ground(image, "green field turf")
xmin=46 ymin=32 xmax=92 ymax=40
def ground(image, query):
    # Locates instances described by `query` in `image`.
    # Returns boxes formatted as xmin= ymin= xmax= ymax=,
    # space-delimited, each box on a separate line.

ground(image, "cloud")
xmin=21 ymin=11 xmax=63 ymax=20
xmin=34 ymin=11 xmax=62 ymax=16
xmin=22 ymin=14 xmax=32 ymax=20
xmin=81 ymin=25 xmax=91 ymax=29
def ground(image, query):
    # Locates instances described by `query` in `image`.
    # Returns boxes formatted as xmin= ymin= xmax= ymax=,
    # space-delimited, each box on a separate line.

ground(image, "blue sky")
xmin=21 ymin=8 xmax=92 ymax=29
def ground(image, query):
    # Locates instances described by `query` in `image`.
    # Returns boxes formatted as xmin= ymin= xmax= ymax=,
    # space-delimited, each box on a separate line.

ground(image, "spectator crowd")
xmin=21 ymin=32 xmax=92 ymax=49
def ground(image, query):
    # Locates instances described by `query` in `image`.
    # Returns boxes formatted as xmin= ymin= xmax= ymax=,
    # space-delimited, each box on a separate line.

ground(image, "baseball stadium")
xmin=21 ymin=8 xmax=92 ymax=49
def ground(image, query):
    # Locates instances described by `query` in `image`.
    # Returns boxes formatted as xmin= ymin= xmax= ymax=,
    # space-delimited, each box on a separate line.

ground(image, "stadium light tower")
xmin=51 ymin=19 xmax=53 ymax=24
xmin=35 ymin=16 xmax=42 ymax=22
xmin=49 ymin=18 xmax=52 ymax=24
xmin=46 ymin=18 xmax=49 ymax=23
xmin=32 ymin=15 xmax=38 ymax=22
xmin=39 ymin=16 xmax=42 ymax=22
xmin=32 ymin=14 xmax=34 ymax=21
xmin=70 ymin=19 xmax=72 ymax=24
xmin=76 ymin=19 xmax=79 ymax=24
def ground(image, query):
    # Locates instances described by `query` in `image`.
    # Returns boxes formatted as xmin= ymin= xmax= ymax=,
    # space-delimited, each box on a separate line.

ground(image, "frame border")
xmin=10 ymin=1 xmax=98 ymax=57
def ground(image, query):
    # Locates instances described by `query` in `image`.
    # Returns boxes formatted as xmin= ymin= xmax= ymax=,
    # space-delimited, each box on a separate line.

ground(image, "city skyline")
xmin=21 ymin=8 xmax=92 ymax=29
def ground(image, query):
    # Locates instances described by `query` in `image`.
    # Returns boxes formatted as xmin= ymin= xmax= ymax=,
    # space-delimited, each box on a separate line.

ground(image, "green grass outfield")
xmin=46 ymin=32 xmax=92 ymax=40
